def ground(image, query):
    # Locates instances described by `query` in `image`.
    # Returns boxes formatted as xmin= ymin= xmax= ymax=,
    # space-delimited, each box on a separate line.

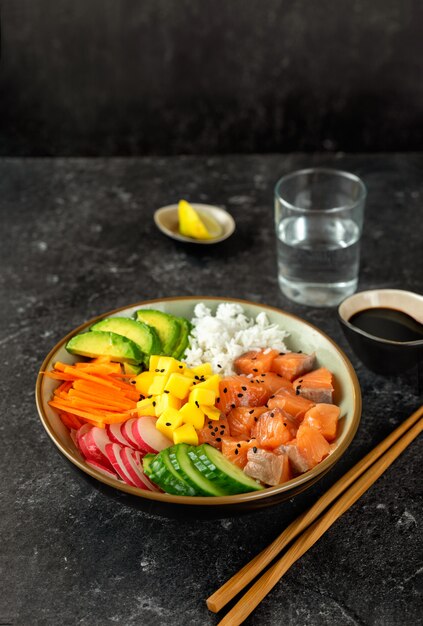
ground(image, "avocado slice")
xmin=90 ymin=317 xmax=161 ymax=365
xmin=172 ymin=317 xmax=192 ymax=360
xmin=135 ymin=309 xmax=180 ymax=356
xmin=66 ymin=330 xmax=144 ymax=364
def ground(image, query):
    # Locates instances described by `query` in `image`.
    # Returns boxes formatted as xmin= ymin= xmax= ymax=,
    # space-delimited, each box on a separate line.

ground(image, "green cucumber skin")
xmin=145 ymin=452 xmax=195 ymax=496
xmin=189 ymin=445 xmax=264 ymax=493
xmin=158 ymin=449 xmax=197 ymax=496
xmin=168 ymin=445 xmax=225 ymax=496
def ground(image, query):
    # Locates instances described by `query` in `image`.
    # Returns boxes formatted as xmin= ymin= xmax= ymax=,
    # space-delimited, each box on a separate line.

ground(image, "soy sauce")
xmin=349 ymin=307 xmax=423 ymax=342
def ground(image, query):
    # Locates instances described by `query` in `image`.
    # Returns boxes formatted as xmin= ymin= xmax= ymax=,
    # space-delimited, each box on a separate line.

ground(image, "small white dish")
xmin=154 ymin=203 xmax=236 ymax=244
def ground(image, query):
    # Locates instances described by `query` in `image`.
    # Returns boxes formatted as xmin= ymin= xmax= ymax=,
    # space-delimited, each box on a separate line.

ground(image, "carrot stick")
xmin=68 ymin=388 xmax=135 ymax=410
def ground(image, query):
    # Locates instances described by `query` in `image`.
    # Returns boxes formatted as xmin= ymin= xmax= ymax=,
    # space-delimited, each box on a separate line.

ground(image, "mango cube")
xmin=190 ymin=374 xmax=221 ymax=395
xmin=137 ymin=397 xmax=157 ymax=417
xmin=201 ymin=405 xmax=222 ymax=421
xmin=148 ymin=374 xmax=169 ymax=396
xmin=154 ymin=392 xmax=182 ymax=416
xmin=189 ymin=387 xmax=216 ymax=406
xmin=156 ymin=408 xmax=183 ymax=439
xmin=164 ymin=373 xmax=192 ymax=399
xmin=173 ymin=423 xmax=199 ymax=446
xmin=156 ymin=356 xmax=180 ymax=375
xmin=191 ymin=363 xmax=213 ymax=377
xmin=148 ymin=355 xmax=161 ymax=372
xmin=178 ymin=403 xmax=205 ymax=429
xmin=135 ymin=370 xmax=156 ymax=396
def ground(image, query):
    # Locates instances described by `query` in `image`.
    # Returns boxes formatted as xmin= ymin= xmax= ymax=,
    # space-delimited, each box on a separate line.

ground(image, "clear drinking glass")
xmin=274 ymin=168 xmax=366 ymax=307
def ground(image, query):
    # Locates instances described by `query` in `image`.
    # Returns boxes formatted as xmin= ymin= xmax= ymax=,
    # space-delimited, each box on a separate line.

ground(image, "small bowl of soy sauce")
xmin=338 ymin=289 xmax=423 ymax=375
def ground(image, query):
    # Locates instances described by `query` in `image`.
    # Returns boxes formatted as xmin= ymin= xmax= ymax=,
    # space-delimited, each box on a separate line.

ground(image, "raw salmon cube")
xmin=296 ymin=423 xmax=330 ymax=468
xmin=277 ymin=440 xmax=310 ymax=474
xmin=234 ymin=349 xmax=279 ymax=375
xmin=227 ymin=406 xmax=268 ymax=440
xmin=293 ymin=368 xmax=334 ymax=404
xmin=216 ymin=376 xmax=270 ymax=415
xmin=267 ymin=387 xmax=315 ymax=421
xmin=252 ymin=408 xmax=298 ymax=449
xmin=221 ymin=437 xmax=258 ymax=469
xmin=271 ymin=352 xmax=316 ymax=381
xmin=251 ymin=372 xmax=294 ymax=395
xmin=303 ymin=403 xmax=340 ymax=442
xmin=197 ymin=414 xmax=229 ymax=450
xmin=244 ymin=448 xmax=292 ymax=485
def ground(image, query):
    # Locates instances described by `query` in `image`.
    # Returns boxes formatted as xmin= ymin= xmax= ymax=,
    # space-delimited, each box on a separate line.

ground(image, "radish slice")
xmin=132 ymin=416 xmax=172 ymax=453
xmin=82 ymin=427 xmax=114 ymax=469
xmin=106 ymin=422 xmax=136 ymax=449
xmin=120 ymin=447 xmax=151 ymax=490
xmin=76 ymin=423 xmax=93 ymax=458
xmin=133 ymin=451 xmax=161 ymax=492
xmin=86 ymin=460 xmax=119 ymax=480
xmin=104 ymin=443 xmax=137 ymax=486
xmin=120 ymin=418 xmax=141 ymax=449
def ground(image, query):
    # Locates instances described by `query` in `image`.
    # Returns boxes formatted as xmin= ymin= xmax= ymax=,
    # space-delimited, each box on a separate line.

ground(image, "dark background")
xmin=1 ymin=0 xmax=422 ymax=156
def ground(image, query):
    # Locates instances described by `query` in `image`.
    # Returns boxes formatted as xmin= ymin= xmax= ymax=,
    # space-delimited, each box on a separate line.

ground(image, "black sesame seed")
xmin=165 ymin=422 xmax=171 ymax=426
xmin=195 ymin=400 xmax=199 ymax=408
xmin=231 ymin=403 xmax=236 ymax=408
xmin=295 ymin=388 xmax=300 ymax=395
xmin=161 ymin=369 xmax=165 ymax=373
xmin=208 ymin=424 xmax=213 ymax=429
xmin=164 ymin=390 xmax=170 ymax=394
xmin=234 ymin=449 xmax=239 ymax=455
xmin=155 ymin=369 xmax=160 ymax=372
xmin=254 ymin=417 xmax=258 ymax=422
xmin=237 ymin=443 xmax=241 ymax=448
xmin=152 ymin=401 xmax=156 ymax=407
xmin=253 ymin=446 xmax=258 ymax=453
xmin=270 ymin=395 xmax=275 ymax=399
xmin=237 ymin=393 xmax=243 ymax=398
xmin=283 ymin=423 xmax=287 ymax=426
xmin=178 ymin=365 xmax=183 ymax=369
xmin=279 ymin=352 xmax=285 ymax=356
xmin=194 ymin=375 xmax=199 ymax=380
xmin=253 ymin=368 xmax=258 ymax=372
xmin=147 ymin=395 xmax=152 ymax=399
xmin=241 ymin=386 xmax=247 ymax=391
xmin=220 ymin=430 xmax=225 ymax=435
xmin=216 ymin=437 xmax=221 ymax=442
xmin=211 ymin=432 xmax=215 ymax=437
xmin=130 ymin=380 xmax=136 ymax=385
xmin=298 ymin=379 xmax=303 ymax=383
xmin=261 ymin=373 xmax=266 ymax=376
xmin=249 ymin=410 xmax=254 ymax=414
xmin=270 ymin=412 xmax=274 ymax=417
xmin=214 ymin=427 xmax=219 ymax=432
xmin=216 ymin=397 xmax=220 ymax=403
xmin=223 ymin=387 xmax=228 ymax=394
xmin=298 ymin=350 xmax=302 ymax=354
xmin=217 ymin=364 xmax=222 ymax=368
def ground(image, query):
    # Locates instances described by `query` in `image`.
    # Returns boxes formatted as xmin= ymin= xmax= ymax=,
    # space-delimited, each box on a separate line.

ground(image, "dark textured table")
xmin=2 ymin=154 xmax=422 ymax=626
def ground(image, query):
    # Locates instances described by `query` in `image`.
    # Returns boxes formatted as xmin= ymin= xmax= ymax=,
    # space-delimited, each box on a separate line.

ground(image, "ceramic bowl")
xmin=36 ymin=297 xmax=361 ymax=511
xmin=338 ymin=289 xmax=423 ymax=375
xmin=154 ymin=203 xmax=235 ymax=244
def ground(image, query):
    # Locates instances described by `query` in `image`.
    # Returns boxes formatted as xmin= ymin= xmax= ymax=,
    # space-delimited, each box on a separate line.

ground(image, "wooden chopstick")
xmin=207 ymin=405 xmax=423 ymax=615
xmin=216 ymin=411 xmax=423 ymax=626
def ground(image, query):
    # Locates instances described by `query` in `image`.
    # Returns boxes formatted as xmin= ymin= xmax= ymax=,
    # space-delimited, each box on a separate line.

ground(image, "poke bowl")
xmin=36 ymin=297 xmax=362 ymax=511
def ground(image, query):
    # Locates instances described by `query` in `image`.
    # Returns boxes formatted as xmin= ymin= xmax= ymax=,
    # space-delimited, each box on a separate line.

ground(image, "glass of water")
xmin=275 ymin=168 xmax=366 ymax=307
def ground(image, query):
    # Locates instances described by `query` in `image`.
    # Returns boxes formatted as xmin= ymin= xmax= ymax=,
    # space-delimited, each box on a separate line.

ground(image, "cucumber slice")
xmin=188 ymin=444 xmax=264 ymax=494
xmin=168 ymin=444 xmax=226 ymax=496
xmin=144 ymin=450 xmax=196 ymax=496
xmin=142 ymin=453 xmax=156 ymax=476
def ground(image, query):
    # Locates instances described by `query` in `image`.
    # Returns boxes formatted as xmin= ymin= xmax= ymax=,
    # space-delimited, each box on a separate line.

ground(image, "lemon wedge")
xmin=178 ymin=200 xmax=222 ymax=240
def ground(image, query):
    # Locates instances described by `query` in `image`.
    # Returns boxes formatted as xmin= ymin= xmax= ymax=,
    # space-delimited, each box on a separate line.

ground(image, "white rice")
xmin=184 ymin=303 xmax=289 ymax=376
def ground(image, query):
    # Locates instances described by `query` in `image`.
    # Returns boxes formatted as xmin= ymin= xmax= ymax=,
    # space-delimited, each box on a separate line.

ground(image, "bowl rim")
xmin=36 ymin=296 xmax=362 ymax=506
xmin=154 ymin=203 xmax=236 ymax=244
xmin=338 ymin=289 xmax=423 ymax=347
